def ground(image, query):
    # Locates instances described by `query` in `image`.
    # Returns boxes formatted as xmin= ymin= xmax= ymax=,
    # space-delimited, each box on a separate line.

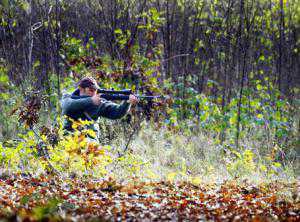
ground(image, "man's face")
xmin=81 ymin=87 xmax=97 ymax=96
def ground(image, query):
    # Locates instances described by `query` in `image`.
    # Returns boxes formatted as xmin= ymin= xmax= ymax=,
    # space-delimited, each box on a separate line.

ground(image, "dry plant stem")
xmin=118 ymin=115 xmax=145 ymax=158
xmin=31 ymin=127 xmax=60 ymax=176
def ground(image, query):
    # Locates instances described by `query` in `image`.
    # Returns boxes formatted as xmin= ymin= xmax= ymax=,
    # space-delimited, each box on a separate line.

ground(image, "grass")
xmin=0 ymin=114 xmax=298 ymax=187
xmin=103 ymin=120 xmax=298 ymax=185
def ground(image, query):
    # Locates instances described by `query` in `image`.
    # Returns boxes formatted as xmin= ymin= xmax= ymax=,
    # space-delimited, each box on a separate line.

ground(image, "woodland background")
xmin=0 ymin=0 xmax=299 ymax=172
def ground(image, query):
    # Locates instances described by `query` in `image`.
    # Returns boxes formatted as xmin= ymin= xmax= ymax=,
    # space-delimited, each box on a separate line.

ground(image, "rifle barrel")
xmin=97 ymin=89 xmax=132 ymax=95
xmin=137 ymin=95 xmax=163 ymax=100
xmin=100 ymin=94 xmax=163 ymax=101
xmin=100 ymin=94 xmax=129 ymax=100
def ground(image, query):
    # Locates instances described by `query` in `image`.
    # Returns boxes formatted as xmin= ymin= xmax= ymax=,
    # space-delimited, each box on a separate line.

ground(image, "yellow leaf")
xmin=273 ymin=162 xmax=281 ymax=168
xmin=167 ymin=172 xmax=177 ymax=182
xmin=229 ymin=115 xmax=237 ymax=125
xmin=260 ymin=164 xmax=267 ymax=172
xmin=191 ymin=176 xmax=201 ymax=185
xmin=146 ymin=169 xmax=157 ymax=179
xmin=41 ymin=135 xmax=47 ymax=142
xmin=28 ymin=131 xmax=35 ymax=138
xmin=257 ymin=114 xmax=263 ymax=119
xmin=72 ymin=122 xmax=79 ymax=130
xmin=79 ymin=140 xmax=87 ymax=148
xmin=85 ymin=129 xmax=96 ymax=138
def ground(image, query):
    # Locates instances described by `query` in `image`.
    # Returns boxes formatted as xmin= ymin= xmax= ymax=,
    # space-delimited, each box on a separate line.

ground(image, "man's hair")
xmin=77 ymin=77 xmax=99 ymax=90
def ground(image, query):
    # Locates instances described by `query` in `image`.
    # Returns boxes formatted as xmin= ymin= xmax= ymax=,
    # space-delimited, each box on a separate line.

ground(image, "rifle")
xmin=97 ymin=89 xmax=164 ymax=101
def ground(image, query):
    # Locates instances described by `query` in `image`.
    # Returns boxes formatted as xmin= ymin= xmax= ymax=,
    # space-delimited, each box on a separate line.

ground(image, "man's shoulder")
xmin=62 ymin=93 xmax=72 ymax=100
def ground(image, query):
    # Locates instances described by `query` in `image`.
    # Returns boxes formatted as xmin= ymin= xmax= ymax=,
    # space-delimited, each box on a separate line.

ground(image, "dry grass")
xmin=104 ymin=122 xmax=298 ymax=185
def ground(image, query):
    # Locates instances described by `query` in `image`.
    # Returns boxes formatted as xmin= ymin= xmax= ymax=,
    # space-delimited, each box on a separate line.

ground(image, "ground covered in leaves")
xmin=0 ymin=173 xmax=299 ymax=221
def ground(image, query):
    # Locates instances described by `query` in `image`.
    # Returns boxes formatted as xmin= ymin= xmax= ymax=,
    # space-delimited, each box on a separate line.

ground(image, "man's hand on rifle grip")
xmin=128 ymin=94 xmax=139 ymax=105
xmin=91 ymin=94 xmax=102 ymax=105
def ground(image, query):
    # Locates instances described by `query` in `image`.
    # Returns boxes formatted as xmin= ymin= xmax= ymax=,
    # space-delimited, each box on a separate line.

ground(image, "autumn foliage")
xmin=0 ymin=173 xmax=299 ymax=221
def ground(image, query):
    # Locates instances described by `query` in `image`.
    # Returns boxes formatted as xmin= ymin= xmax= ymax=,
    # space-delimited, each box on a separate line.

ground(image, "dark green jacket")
xmin=61 ymin=89 xmax=130 ymax=135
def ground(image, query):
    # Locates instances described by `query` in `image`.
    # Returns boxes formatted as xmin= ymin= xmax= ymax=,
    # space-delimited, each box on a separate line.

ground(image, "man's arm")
xmin=97 ymin=100 xmax=131 ymax=120
xmin=96 ymin=94 xmax=138 ymax=120
xmin=61 ymin=95 xmax=94 ymax=114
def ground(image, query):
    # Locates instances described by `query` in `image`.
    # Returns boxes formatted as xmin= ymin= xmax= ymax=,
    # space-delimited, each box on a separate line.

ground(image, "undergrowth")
xmin=0 ymin=119 xmax=297 ymax=186
xmin=108 ymin=122 xmax=298 ymax=184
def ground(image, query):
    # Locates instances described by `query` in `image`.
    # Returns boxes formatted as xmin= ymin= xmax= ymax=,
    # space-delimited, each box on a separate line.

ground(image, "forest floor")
xmin=0 ymin=173 xmax=299 ymax=221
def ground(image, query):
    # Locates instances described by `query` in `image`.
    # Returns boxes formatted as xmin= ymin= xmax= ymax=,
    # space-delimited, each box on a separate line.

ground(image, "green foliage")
xmin=63 ymin=37 xmax=86 ymax=60
xmin=0 ymin=63 xmax=24 ymax=140
xmin=114 ymin=29 xmax=131 ymax=49
xmin=162 ymin=74 xmax=296 ymax=156
xmin=32 ymin=198 xmax=62 ymax=221
xmin=138 ymin=7 xmax=165 ymax=32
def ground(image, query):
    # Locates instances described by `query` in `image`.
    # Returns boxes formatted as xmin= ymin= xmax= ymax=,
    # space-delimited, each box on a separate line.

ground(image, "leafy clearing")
xmin=0 ymin=173 xmax=299 ymax=221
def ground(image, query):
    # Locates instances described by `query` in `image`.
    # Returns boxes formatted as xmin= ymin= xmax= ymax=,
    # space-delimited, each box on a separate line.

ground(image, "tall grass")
xmin=0 ymin=113 xmax=298 ymax=185
xmin=105 ymin=121 xmax=298 ymax=184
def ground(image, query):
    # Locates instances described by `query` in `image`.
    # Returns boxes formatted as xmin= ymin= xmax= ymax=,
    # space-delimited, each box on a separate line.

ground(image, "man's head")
xmin=78 ymin=77 xmax=99 ymax=96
